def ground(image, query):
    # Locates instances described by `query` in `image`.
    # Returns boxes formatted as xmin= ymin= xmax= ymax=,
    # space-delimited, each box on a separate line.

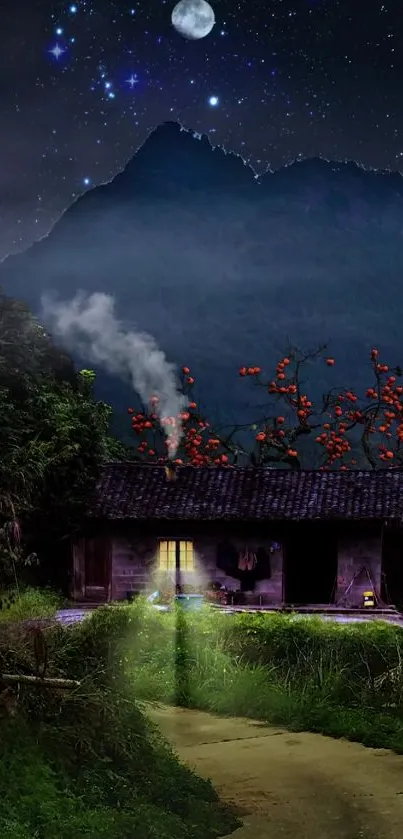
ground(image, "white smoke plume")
xmin=41 ymin=291 xmax=187 ymax=458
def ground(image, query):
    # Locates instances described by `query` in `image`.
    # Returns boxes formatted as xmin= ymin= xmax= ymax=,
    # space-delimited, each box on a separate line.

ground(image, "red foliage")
xmin=126 ymin=346 xmax=403 ymax=471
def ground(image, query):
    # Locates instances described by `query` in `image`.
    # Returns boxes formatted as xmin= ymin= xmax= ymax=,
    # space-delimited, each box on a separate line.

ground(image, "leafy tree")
xmin=0 ymin=290 xmax=126 ymax=590
xmin=127 ymin=345 xmax=403 ymax=471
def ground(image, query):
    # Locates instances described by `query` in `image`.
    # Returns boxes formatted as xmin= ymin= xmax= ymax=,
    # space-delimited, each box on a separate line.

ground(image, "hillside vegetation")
xmin=0 ymin=593 xmax=240 ymax=839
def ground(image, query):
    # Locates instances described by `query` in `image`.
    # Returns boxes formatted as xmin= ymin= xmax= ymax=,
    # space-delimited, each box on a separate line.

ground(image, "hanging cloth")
xmin=238 ymin=550 xmax=248 ymax=571
xmin=238 ymin=548 xmax=257 ymax=571
xmin=246 ymin=550 xmax=257 ymax=571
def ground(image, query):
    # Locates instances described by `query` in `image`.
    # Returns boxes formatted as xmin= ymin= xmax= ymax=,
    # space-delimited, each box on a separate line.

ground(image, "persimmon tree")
xmin=127 ymin=346 xmax=403 ymax=470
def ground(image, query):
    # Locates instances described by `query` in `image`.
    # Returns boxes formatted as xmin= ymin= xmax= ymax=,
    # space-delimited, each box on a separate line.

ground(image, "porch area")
xmin=70 ymin=519 xmax=403 ymax=612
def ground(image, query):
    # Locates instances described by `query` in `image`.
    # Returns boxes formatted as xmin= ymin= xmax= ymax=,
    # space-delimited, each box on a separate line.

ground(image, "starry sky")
xmin=1 ymin=0 xmax=401 ymax=259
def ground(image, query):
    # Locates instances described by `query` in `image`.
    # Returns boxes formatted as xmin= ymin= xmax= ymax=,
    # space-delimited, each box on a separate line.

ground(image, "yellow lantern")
xmin=363 ymin=591 xmax=375 ymax=608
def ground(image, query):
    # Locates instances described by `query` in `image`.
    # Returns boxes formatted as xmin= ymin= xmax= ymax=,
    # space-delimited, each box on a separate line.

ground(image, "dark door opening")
xmin=284 ymin=525 xmax=338 ymax=605
xmin=381 ymin=527 xmax=403 ymax=609
xmin=85 ymin=537 xmax=110 ymax=601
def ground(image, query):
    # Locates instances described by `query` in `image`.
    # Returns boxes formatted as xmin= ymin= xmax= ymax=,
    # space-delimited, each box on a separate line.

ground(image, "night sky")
xmin=1 ymin=0 xmax=400 ymax=259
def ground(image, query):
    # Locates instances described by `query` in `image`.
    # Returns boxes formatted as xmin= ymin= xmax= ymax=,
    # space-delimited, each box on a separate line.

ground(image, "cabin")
xmin=70 ymin=463 xmax=403 ymax=610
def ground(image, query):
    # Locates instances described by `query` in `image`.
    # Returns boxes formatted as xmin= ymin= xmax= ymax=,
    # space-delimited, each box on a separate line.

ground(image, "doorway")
xmin=84 ymin=537 xmax=110 ymax=601
xmin=381 ymin=526 xmax=403 ymax=609
xmin=283 ymin=524 xmax=338 ymax=605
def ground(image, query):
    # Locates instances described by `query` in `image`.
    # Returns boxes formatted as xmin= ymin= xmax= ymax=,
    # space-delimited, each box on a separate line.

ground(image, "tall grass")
xmin=0 ymin=594 xmax=241 ymax=839
xmin=116 ymin=601 xmax=403 ymax=752
xmin=0 ymin=586 xmax=63 ymax=622
xmin=4 ymin=590 xmax=403 ymax=839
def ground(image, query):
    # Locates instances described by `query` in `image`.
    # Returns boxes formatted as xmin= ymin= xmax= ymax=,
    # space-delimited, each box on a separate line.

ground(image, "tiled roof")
xmin=88 ymin=463 xmax=403 ymax=521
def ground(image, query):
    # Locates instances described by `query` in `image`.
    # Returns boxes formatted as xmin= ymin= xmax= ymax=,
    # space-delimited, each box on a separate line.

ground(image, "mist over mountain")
xmin=1 ymin=120 xmax=403 ymax=438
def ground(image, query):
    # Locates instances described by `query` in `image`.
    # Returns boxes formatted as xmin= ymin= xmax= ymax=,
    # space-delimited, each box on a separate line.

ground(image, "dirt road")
xmin=146 ymin=704 xmax=403 ymax=839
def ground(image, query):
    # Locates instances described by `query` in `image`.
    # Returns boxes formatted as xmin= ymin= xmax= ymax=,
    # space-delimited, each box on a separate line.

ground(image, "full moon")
xmin=171 ymin=0 xmax=215 ymax=41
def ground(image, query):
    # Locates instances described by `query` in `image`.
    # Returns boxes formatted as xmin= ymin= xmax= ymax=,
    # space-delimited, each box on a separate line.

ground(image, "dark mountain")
xmin=1 ymin=120 xmax=403 ymax=439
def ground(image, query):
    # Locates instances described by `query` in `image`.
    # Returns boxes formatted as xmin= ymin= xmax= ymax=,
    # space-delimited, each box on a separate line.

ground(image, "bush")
xmin=215 ymin=611 xmax=403 ymax=702
xmin=96 ymin=601 xmax=403 ymax=752
xmin=0 ymin=586 xmax=63 ymax=623
xmin=0 ymin=598 xmax=241 ymax=839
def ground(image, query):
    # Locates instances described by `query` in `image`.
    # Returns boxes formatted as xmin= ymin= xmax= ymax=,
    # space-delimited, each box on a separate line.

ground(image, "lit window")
xmin=181 ymin=540 xmax=195 ymax=571
xmin=158 ymin=540 xmax=195 ymax=572
xmin=158 ymin=540 xmax=176 ymax=571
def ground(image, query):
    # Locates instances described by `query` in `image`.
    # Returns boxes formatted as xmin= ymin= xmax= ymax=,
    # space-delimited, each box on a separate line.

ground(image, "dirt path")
xmin=146 ymin=704 xmax=403 ymax=839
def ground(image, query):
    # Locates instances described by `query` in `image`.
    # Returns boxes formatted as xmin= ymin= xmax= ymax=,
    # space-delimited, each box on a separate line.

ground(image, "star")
xmin=126 ymin=75 xmax=139 ymax=89
xmin=2 ymin=0 xmax=403 ymax=267
xmin=49 ymin=44 xmax=65 ymax=60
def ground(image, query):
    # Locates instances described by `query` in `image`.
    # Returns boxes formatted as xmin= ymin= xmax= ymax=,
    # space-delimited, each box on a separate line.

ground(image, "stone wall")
xmin=195 ymin=537 xmax=283 ymax=603
xmin=79 ymin=526 xmax=383 ymax=608
xmin=109 ymin=530 xmax=282 ymax=602
xmin=110 ymin=535 xmax=152 ymax=600
xmin=336 ymin=536 xmax=382 ymax=607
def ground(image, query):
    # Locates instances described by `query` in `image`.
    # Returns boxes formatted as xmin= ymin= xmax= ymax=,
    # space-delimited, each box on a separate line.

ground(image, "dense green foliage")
xmin=5 ymin=593 xmax=403 ymax=837
xmin=0 ymin=598 xmax=240 ymax=839
xmin=0 ymin=587 xmax=63 ymax=623
xmin=0 ymin=290 xmax=129 ymax=590
xmin=74 ymin=600 xmax=403 ymax=753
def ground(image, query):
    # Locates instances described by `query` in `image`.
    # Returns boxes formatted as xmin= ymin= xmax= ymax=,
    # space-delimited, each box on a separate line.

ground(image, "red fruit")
xmin=326 ymin=358 xmax=335 ymax=366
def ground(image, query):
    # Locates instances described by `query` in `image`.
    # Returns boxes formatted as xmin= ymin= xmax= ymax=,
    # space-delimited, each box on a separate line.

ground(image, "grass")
xmin=4 ymin=589 xmax=403 ymax=838
xmin=0 ymin=592 xmax=241 ymax=839
xmin=0 ymin=586 xmax=63 ymax=623
xmin=116 ymin=600 xmax=403 ymax=752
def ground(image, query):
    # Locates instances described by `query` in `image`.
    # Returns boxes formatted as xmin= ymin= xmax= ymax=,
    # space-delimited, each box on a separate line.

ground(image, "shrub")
xmin=0 ymin=598 xmax=241 ymax=839
xmin=0 ymin=586 xmax=63 ymax=623
xmin=109 ymin=601 xmax=403 ymax=751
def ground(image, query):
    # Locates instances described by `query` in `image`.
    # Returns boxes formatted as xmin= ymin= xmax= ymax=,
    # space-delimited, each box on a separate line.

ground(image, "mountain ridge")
xmin=1 ymin=119 xmax=403 ymax=440
xmin=3 ymin=119 xmax=403 ymax=265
